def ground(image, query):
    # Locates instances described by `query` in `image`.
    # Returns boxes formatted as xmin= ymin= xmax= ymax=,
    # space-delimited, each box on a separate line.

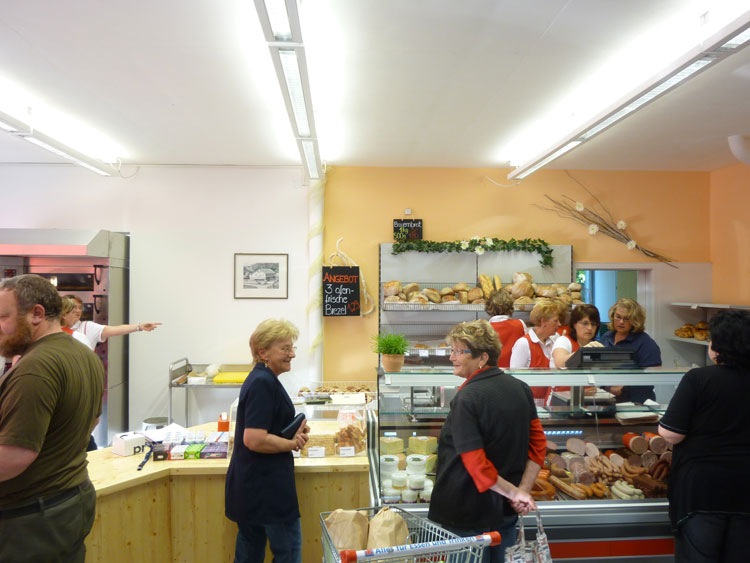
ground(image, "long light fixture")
xmin=508 ymin=13 xmax=750 ymax=180
xmin=0 ymin=107 xmax=117 ymax=176
xmin=254 ymin=0 xmax=322 ymax=181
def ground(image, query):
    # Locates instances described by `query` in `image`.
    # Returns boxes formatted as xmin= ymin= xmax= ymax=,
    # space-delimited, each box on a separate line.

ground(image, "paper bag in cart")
xmin=366 ymin=506 xmax=408 ymax=549
xmin=324 ymin=509 xmax=369 ymax=551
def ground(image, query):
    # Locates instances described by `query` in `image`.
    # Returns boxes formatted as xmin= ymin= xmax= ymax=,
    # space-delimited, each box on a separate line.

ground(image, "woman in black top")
xmin=659 ymin=309 xmax=750 ymax=562
xmin=428 ymin=319 xmax=538 ymax=563
xmin=225 ymin=319 xmax=309 ymax=563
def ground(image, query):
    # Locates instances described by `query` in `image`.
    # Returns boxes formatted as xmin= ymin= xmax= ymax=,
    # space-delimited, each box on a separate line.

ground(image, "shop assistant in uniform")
xmin=225 ymin=319 xmax=310 ymax=563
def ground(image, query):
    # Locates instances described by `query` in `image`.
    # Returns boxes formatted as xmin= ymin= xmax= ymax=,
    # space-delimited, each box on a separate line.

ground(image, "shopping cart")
xmin=320 ymin=506 xmax=500 ymax=563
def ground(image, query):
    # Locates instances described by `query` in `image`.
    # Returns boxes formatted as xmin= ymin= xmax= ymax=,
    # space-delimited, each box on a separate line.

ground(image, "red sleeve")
xmin=460 ymin=448 xmax=498 ymax=493
xmin=528 ymin=418 xmax=546 ymax=467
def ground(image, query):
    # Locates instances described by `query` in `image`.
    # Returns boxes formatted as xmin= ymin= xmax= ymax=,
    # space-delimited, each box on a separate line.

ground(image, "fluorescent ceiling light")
xmin=301 ymin=139 xmax=320 ymax=179
xmin=263 ymin=0 xmax=293 ymax=41
xmin=506 ymin=10 xmax=750 ymax=181
xmin=24 ymin=135 xmax=114 ymax=176
xmin=254 ymin=0 xmax=323 ymax=182
xmin=279 ymin=49 xmax=311 ymax=137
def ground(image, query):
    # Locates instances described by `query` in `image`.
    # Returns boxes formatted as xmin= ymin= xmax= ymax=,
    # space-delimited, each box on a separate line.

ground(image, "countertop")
xmin=86 ymin=421 xmax=369 ymax=497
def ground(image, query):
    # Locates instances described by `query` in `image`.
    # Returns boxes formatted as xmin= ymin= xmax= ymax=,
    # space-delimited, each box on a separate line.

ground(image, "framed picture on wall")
xmin=234 ymin=253 xmax=288 ymax=299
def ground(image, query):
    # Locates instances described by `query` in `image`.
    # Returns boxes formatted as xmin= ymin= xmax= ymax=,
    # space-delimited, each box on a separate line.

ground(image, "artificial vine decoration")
xmin=392 ymin=237 xmax=554 ymax=267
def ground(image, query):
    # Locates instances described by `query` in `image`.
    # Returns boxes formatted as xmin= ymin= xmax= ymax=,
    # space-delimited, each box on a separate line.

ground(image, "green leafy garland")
xmin=392 ymin=237 xmax=554 ymax=267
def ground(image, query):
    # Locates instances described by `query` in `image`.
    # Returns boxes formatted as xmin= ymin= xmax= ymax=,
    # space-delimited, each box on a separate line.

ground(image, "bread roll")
xmin=403 ymin=282 xmax=420 ymax=297
xmin=453 ymin=282 xmax=470 ymax=292
xmin=384 ymin=295 xmax=403 ymax=303
xmin=558 ymin=293 xmax=573 ymax=305
xmin=441 ymin=295 xmax=459 ymax=303
xmin=695 ymin=321 xmax=708 ymax=330
xmin=514 ymin=296 xmax=534 ymax=305
xmin=478 ymin=274 xmax=494 ymax=298
xmin=694 ymin=329 xmax=709 ymax=341
xmin=423 ymin=288 xmax=441 ymax=303
xmin=467 ymin=287 xmax=483 ymax=302
xmin=568 ymin=283 xmax=582 ymax=291
xmin=569 ymin=291 xmax=582 ymax=300
xmin=493 ymin=275 xmax=502 ymax=292
xmin=413 ymin=343 xmax=429 ymax=349
xmin=408 ymin=294 xmax=429 ymax=304
xmin=398 ymin=292 xmax=406 ymax=300
xmin=537 ymin=286 xmax=558 ymax=298
xmin=471 ymin=298 xmax=486 ymax=305
xmin=384 ymin=280 xmax=402 ymax=297
xmin=456 ymin=290 xmax=469 ymax=304
xmin=439 ymin=287 xmax=454 ymax=296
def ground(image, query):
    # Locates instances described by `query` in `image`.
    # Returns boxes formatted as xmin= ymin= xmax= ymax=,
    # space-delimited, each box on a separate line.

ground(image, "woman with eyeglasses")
xmin=225 ymin=318 xmax=310 ymax=563
xmin=550 ymin=304 xmax=602 ymax=368
xmin=428 ymin=319 xmax=541 ymax=562
xmin=658 ymin=309 xmax=750 ymax=562
xmin=600 ymin=298 xmax=661 ymax=403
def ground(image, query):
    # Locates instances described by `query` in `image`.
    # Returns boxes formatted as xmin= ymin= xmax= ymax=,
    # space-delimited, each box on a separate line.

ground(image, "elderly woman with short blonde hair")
xmin=225 ymin=318 xmax=309 ymax=563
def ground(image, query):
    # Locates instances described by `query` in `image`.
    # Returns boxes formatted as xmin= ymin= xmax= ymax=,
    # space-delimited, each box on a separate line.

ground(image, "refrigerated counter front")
xmin=372 ymin=367 xmax=686 ymax=561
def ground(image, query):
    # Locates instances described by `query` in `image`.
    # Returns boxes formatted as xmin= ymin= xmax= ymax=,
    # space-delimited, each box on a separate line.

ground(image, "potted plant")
xmin=372 ymin=332 xmax=410 ymax=372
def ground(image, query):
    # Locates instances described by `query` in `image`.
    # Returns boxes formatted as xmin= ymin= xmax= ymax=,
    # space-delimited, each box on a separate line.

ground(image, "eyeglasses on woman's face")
xmin=449 ymin=347 xmax=472 ymax=357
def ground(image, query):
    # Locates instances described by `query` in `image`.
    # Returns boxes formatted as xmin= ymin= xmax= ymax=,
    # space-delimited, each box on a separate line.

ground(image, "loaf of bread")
xmin=513 ymin=272 xmax=533 ymax=285
xmin=441 ymin=295 xmax=459 ymax=303
xmin=471 ymin=298 xmax=486 ymax=305
xmin=568 ymin=282 xmax=582 ymax=291
xmin=383 ymin=280 xmax=401 ymax=297
xmin=514 ymin=296 xmax=534 ymax=304
xmin=384 ymin=295 xmax=404 ymax=303
xmin=439 ymin=287 xmax=454 ymax=296
xmin=408 ymin=294 xmax=429 ymax=304
xmin=695 ymin=321 xmax=708 ymax=330
xmin=453 ymin=282 xmax=470 ymax=292
xmin=569 ymin=291 xmax=582 ymax=300
xmin=478 ymin=274 xmax=494 ymax=298
xmin=467 ymin=287 xmax=483 ymax=302
xmin=537 ymin=286 xmax=558 ymax=298
xmin=494 ymin=275 xmax=502 ymax=292
xmin=456 ymin=290 xmax=469 ymax=304
xmin=511 ymin=281 xmax=534 ymax=299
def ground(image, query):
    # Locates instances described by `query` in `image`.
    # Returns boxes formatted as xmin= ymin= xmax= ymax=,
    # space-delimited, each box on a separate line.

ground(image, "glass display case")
xmin=371 ymin=367 xmax=686 ymax=559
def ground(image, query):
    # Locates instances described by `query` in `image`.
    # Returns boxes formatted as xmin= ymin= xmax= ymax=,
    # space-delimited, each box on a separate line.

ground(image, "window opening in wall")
xmin=576 ymin=269 xmax=638 ymax=338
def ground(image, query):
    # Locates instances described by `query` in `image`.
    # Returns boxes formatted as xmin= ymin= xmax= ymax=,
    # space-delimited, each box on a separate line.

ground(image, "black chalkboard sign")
xmin=322 ymin=266 xmax=361 ymax=317
xmin=393 ymin=219 xmax=423 ymax=241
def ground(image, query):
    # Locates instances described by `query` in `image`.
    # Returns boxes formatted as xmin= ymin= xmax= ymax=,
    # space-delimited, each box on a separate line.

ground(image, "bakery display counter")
xmin=84 ymin=421 xmax=369 ymax=563
xmin=373 ymin=368 xmax=685 ymax=560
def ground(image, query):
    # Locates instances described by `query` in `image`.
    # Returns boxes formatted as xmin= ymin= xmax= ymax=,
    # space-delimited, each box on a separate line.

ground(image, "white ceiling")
xmin=1 ymin=1 xmax=749 ymax=173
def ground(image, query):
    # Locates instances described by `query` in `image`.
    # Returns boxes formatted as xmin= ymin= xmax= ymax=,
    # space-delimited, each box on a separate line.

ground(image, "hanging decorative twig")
xmin=537 ymin=172 xmax=676 ymax=267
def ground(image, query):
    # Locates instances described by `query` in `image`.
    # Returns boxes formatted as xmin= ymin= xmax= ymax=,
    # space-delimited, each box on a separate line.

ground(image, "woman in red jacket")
xmin=485 ymin=290 xmax=527 ymax=368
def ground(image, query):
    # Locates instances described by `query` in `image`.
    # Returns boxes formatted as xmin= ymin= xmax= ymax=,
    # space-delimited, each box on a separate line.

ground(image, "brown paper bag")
xmin=324 ymin=509 xmax=369 ymax=551
xmin=366 ymin=506 xmax=408 ymax=549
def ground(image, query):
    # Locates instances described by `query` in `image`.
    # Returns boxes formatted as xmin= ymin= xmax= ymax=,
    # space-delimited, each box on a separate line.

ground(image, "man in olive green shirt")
xmin=0 ymin=274 xmax=104 ymax=562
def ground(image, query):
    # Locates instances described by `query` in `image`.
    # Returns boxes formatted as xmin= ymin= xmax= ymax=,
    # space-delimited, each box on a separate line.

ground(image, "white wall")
xmin=0 ymin=163 xmax=312 ymax=431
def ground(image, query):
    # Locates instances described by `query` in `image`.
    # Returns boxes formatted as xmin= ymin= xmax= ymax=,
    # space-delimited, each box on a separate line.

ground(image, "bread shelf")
xmin=667 ymin=336 xmax=710 ymax=347
xmin=382 ymin=301 xmax=485 ymax=311
xmin=670 ymin=302 xmax=750 ymax=310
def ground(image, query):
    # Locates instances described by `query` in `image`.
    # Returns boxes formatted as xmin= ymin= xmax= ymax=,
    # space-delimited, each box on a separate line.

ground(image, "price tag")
xmin=338 ymin=446 xmax=355 ymax=457
xmin=419 ymin=349 xmax=429 ymax=357
xmin=587 ymin=374 xmax=596 ymax=386
xmin=435 ymin=348 xmax=447 ymax=356
xmin=307 ymin=446 xmax=326 ymax=458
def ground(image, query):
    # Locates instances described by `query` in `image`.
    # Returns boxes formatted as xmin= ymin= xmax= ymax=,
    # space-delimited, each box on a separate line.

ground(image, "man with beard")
xmin=0 ymin=274 xmax=104 ymax=562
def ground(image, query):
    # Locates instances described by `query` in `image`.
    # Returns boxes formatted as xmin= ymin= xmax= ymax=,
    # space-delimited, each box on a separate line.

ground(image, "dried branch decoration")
xmin=537 ymin=172 xmax=676 ymax=267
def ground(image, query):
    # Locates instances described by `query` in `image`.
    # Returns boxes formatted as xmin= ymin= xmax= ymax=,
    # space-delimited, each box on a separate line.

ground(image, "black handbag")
xmin=281 ymin=413 xmax=306 ymax=439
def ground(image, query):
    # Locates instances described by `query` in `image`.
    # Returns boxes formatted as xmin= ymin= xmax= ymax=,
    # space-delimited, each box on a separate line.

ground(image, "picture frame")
xmin=234 ymin=253 xmax=288 ymax=299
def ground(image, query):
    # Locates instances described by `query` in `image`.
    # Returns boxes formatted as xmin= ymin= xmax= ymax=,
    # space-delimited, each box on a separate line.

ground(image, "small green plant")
xmin=372 ymin=332 xmax=410 ymax=355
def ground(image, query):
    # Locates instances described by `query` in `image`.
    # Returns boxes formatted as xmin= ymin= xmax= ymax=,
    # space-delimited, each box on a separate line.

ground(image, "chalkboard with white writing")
xmin=322 ymin=266 xmax=361 ymax=316
xmin=393 ymin=219 xmax=423 ymax=241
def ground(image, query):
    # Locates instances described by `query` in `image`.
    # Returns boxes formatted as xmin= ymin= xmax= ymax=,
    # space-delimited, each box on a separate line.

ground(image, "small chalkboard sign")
xmin=322 ymin=266 xmax=361 ymax=317
xmin=393 ymin=219 xmax=423 ymax=241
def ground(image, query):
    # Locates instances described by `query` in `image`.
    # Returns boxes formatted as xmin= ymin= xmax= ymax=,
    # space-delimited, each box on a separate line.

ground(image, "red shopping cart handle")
xmin=339 ymin=531 xmax=501 ymax=563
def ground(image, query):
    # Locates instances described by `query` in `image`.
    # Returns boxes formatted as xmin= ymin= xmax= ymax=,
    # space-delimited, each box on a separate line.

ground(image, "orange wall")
xmin=710 ymin=163 xmax=750 ymax=305
xmin=322 ymin=166 xmax=710 ymax=381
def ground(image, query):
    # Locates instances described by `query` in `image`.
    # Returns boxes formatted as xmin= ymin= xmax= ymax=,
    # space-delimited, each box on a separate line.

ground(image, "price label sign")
xmin=323 ymin=266 xmax=361 ymax=317
xmin=307 ymin=446 xmax=326 ymax=458
xmin=338 ymin=446 xmax=355 ymax=457
xmin=393 ymin=219 xmax=423 ymax=241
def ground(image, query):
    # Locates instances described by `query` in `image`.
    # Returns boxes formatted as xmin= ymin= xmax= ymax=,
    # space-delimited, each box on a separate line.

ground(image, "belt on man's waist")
xmin=0 ymin=486 xmax=81 ymax=519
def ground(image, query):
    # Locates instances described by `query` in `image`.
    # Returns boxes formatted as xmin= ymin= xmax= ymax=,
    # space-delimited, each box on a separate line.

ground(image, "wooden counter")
xmin=84 ymin=422 xmax=369 ymax=562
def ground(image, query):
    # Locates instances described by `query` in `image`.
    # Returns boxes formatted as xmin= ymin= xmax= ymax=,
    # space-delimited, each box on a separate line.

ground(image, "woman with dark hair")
xmin=550 ymin=304 xmax=601 ymax=368
xmin=428 ymin=319 xmax=539 ymax=562
xmin=485 ymin=290 xmax=527 ymax=368
xmin=658 ymin=309 xmax=750 ymax=562
xmin=600 ymin=298 xmax=661 ymax=403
